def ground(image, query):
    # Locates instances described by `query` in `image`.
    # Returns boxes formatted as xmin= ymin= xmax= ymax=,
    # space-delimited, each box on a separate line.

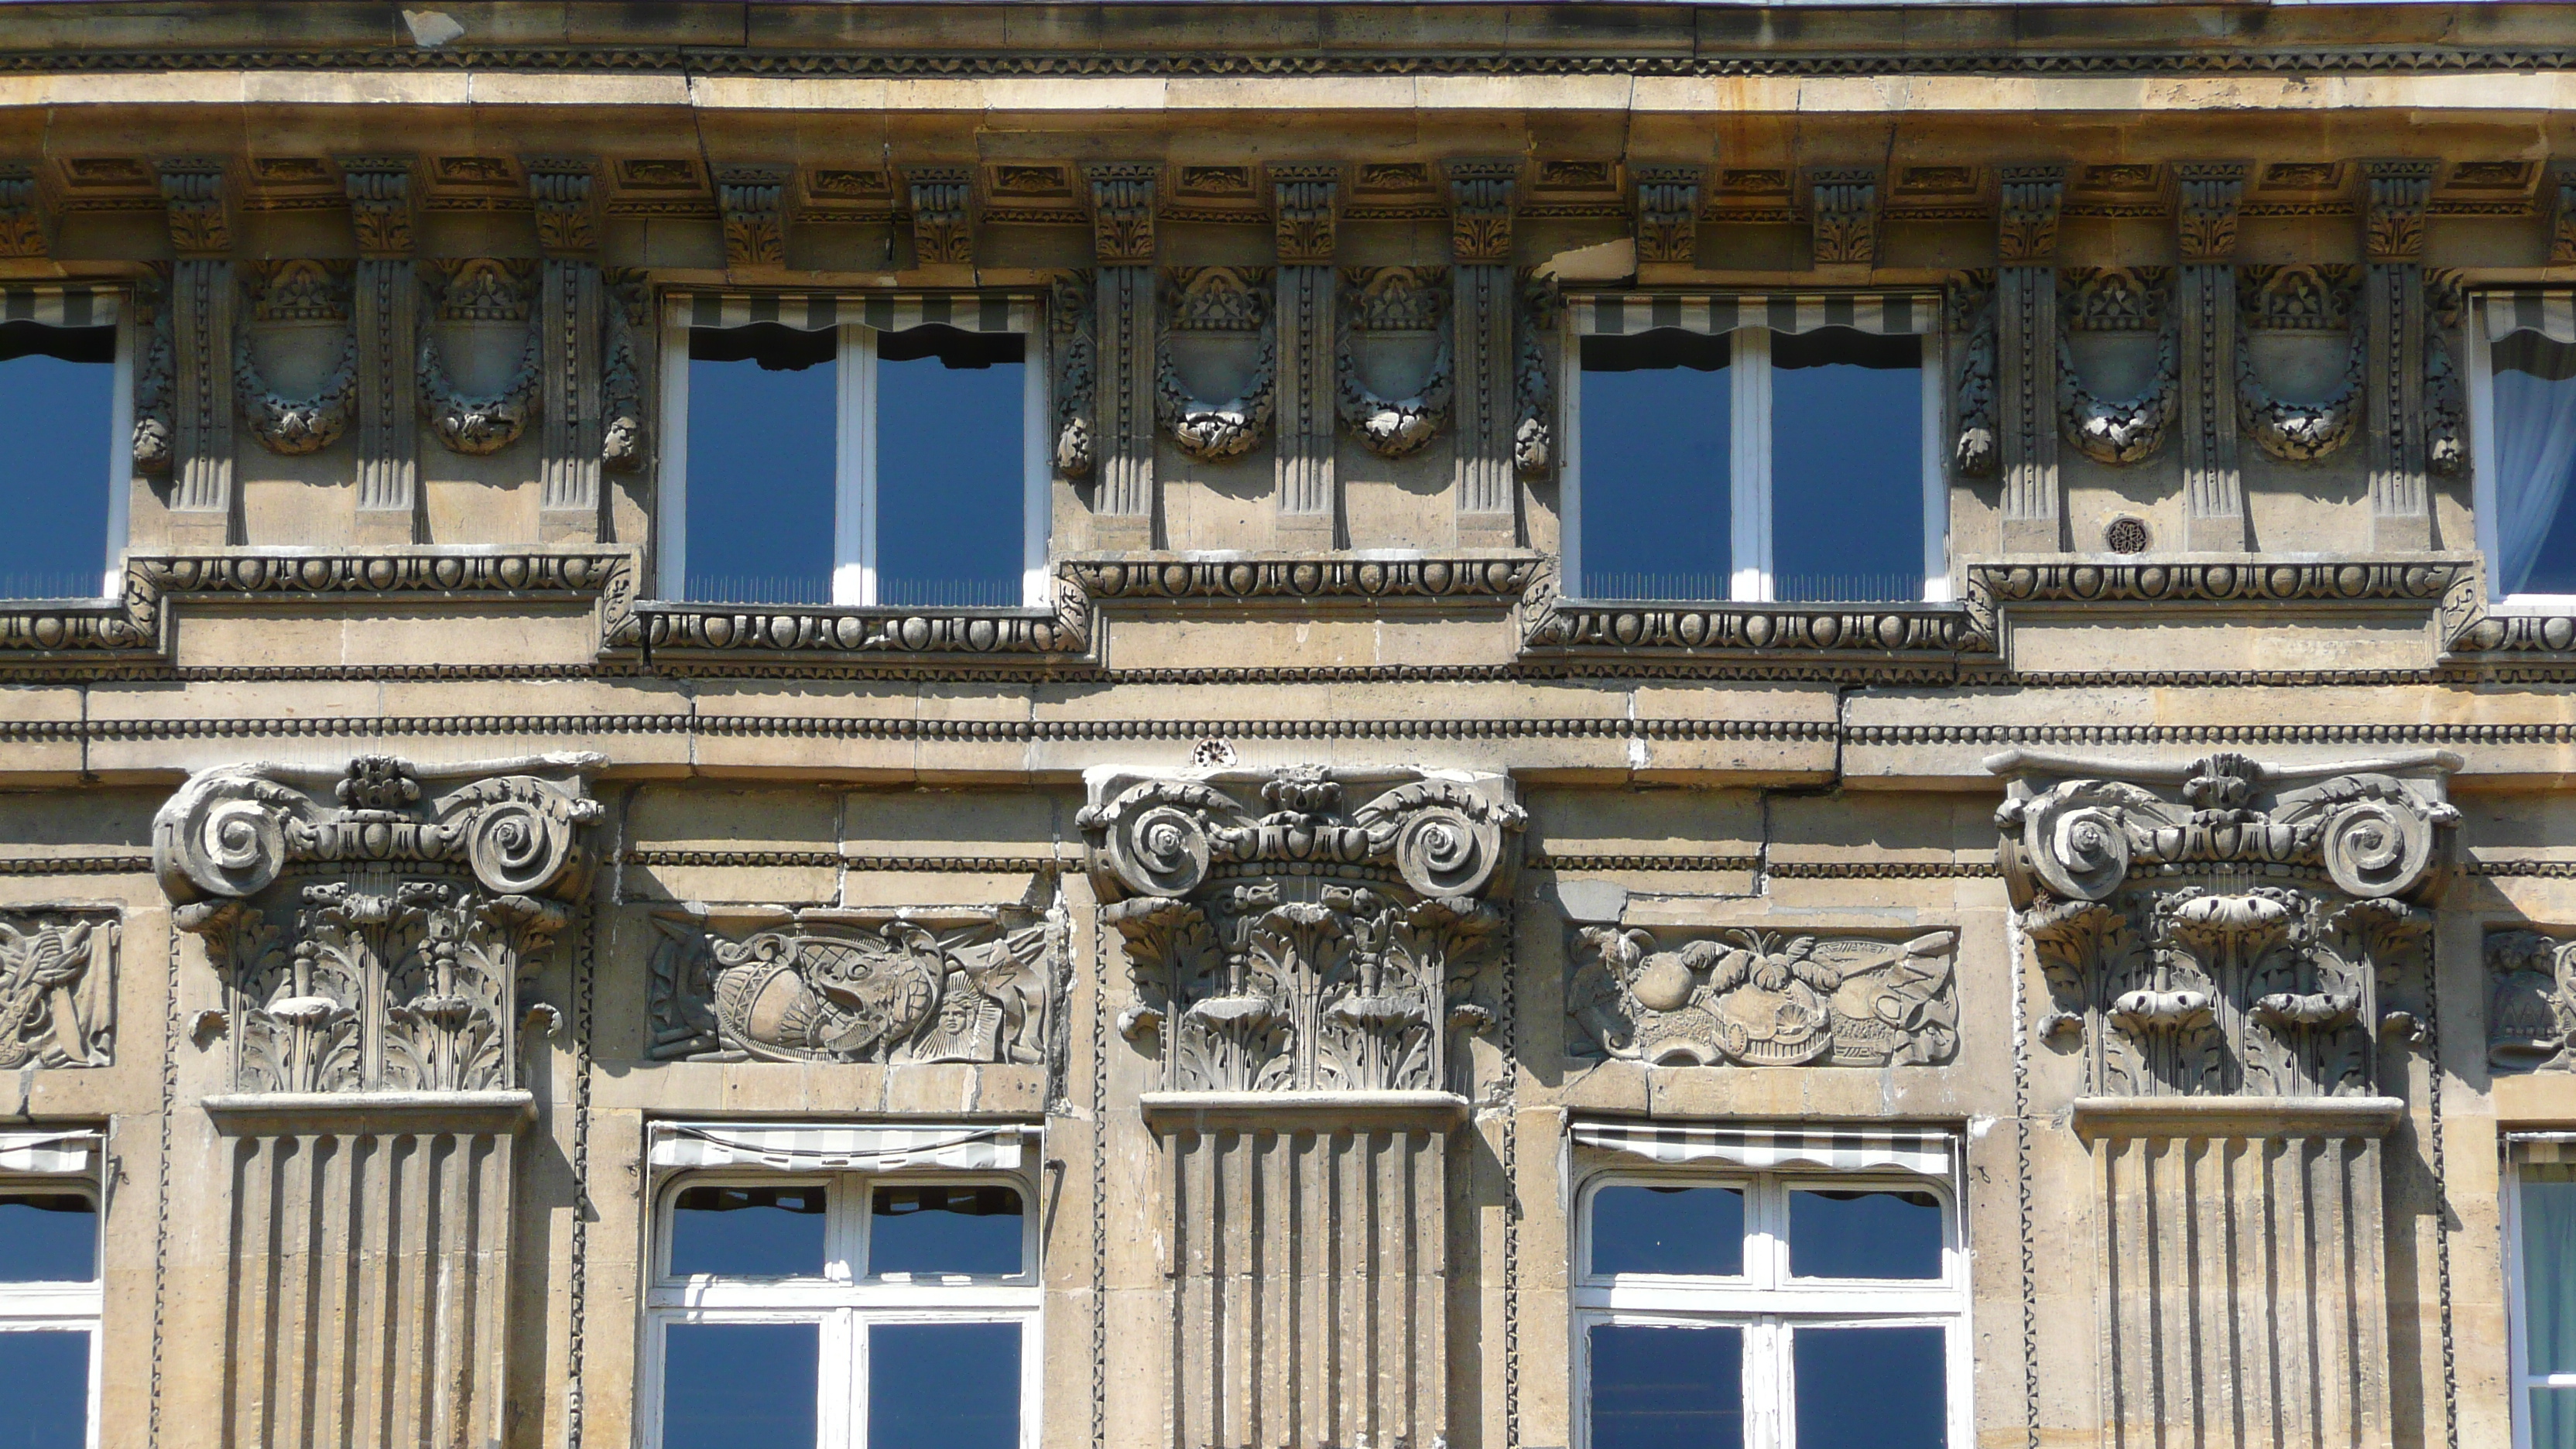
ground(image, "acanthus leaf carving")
xmin=1444 ymin=160 xmax=1518 ymax=263
xmin=716 ymin=164 xmax=790 ymax=269
xmin=154 ymin=753 xmax=600 ymax=1097
xmin=1156 ymin=266 xmax=1276 ymax=461
xmin=1335 ymin=266 xmax=1454 ymax=459
xmin=2362 ymin=160 xmax=2434 ymax=263
xmin=340 ymin=155 xmax=416 ymax=258
xmin=525 ymin=156 xmax=598 ymax=256
xmin=1995 ymin=165 xmax=2065 ymax=263
xmin=1271 ymin=165 xmax=1340 ymax=263
xmin=1082 ymin=766 xmax=1523 ymax=1097
xmin=649 ymin=909 xmax=1050 ymax=1066
xmin=1992 ymin=748 xmax=2453 ymax=1099
xmin=0 ymin=163 xmax=52 ymax=259
xmin=2174 ymin=163 xmax=2247 ymax=263
xmin=1631 ymin=166 xmax=1701 ymax=265
xmin=1568 ymin=925 xmax=1958 ymax=1067
xmin=906 ymin=166 xmax=975 ymax=267
xmin=416 ymin=259 xmax=543 ymax=454
xmin=1086 ymin=163 xmax=1159 ymax=265
xmin=1807 ymin=166 xmax=1881 ymax=267
xmin=0 ymin=913 xmax=115 ymax=1068
xmin=2490 ymin=929 xmax=2576 ymax=1072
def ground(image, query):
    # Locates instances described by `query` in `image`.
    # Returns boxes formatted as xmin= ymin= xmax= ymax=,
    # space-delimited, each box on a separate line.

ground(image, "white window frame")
xmin=1572 ymin=1168 xmax=1970 ymax=1449
xmin=0 ymin=1139 xmax=107 ymax=1449
xmin=640 ymin=1166 xmax=1043 ymax=1449
xmin=656 ymin=303 xmax=1050 ymax=608
xmin=2505 ymin=1138 xmax=2576 ymax=1449
xmin=2465 ymin=294 xmax=2576 ymax=610
xmin=1559 ymin=313 xmax=1950 ymax=605
xmin=0 ymin=297 xmax=133 ymax=601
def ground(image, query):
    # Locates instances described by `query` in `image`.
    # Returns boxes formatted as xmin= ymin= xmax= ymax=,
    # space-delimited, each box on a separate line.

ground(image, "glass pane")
xmin=2489 ymin=330 xmax=2576 ymax=596
xmin=668 ymin=1184 xmax=827 ymax=1278
xmin=871 ymin=1323 xmax=1020 ymax=1449
xmin=1794 ymin=1324 xmax=1945 ymax=1449
xmin=1577 ymin=330 xmax=1730 ymax=601
xmin=875 ymin=327 xmax=1026 ymax=608
xmin=1588 ymin=1184 xmax=1744 ymax=1277
xmin=1789 ymin=1188 xmax=1944 ymax=1279
xmin=870 ymin=1184 xmax=1023 ymax=1276
xmin=1588 ymin=1324 xmax=1742 ymax=1449
xmin=0 ymin=325 xmax=115 ymax=600
xmin=2535 ymin=1385 xmax=2576 ymax=1449
xmin=0 ymin=1193 xmax=96 ymax=1282
xmin=0 ymin=1329 xmax=87 ymax=1448
xmin=2526 ymin=1167 xmax=2576 ymax=1374
xmin=684 ymin=325 xmax=836 ymax=605
xmin=663 ymin=1322 xmax=818 ymax=1449
xmin=1772 ymin=327 xmax=1923 ymax=603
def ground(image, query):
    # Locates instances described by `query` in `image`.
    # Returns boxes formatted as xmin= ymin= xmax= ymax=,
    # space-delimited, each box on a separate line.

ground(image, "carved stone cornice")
xmin=155 ymin=753 xmax=601 ymax=1097
xmin=2174 ymin=162 xmax=2247 ymax=262
xmin=156 ymin=156 xmax=230 ymax=255
xmin=1991 ymin=748 xmax=2454 ymax=1100
xmin=1806 ymin=165 xmax=1880 ymax=266
xmin=715 ymin=163 xmax=789 ymax=268
xmin=1083 ymin=765 xmax=1522 ymax=1097
xmin=1070 ymin=553 xmax=1537 ymax=603
xmin=525 ymin=156 xmax=598 ymax=256
xmin=904 ymin=164 xmax=975 ymax=266
xmin=0 ymin=162 xmax=53 ymax=259
xmin=1443 ymin=159 xmax=1519 ymax=262
xmin=1631 ymin=166 xmax=1700 ymax=265
xmin=1996 ymin=165 xmax=2065 ymax=262
xmin=1270 ymin=163 xmax=1339 ymax=262
xmin=1568 ymin=925 xmax=1958 ymax=1067
xmin=1086 ymin=162 xmax=1160 ymax=264
xmin=2362 ymin=159 xmax=2435 ymax=262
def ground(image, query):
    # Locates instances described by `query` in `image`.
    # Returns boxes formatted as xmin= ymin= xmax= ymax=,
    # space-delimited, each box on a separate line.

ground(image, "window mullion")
xmin=835 ymin=323 xmax=875 ymax=607
xmin=1730 ymin=327 xmax=1773 ymax=602
xmin=1918 ymin=328 xmax=1951 ymax=602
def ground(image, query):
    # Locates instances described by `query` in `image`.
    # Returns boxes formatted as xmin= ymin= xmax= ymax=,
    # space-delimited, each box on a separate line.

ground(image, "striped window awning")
xmin=0 ymin=285 xmax=120 ymax=329
xmin=2478 ymin=289 xmax=2576 ymax=345
xmin=683 ymin=291 xmax=1033 ymax=334
xmin=1574 ymin=292 xmax=1934 ymax=338
xmin=1571 ymin=1121 xmax=1955 ymax=1178
xmin=0 ymin=1129 xmax=100 ymax=1176
xmin=649 ymin=1121 xmax=1033 ymax=1173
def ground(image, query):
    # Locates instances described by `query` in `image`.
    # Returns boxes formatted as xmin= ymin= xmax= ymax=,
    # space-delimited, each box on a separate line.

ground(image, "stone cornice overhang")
xmin=9 ymin=548 xmax=2576 ymax=685
xmin=3 ymin=2 xmax=2575 ymax=83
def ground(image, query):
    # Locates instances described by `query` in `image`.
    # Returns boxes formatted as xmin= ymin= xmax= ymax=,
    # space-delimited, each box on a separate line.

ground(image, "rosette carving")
xmin=1992 ymin=748 xmax=2451 ymax=1099
xmin=1083 ymin=765 xmax=1522 ymax=1097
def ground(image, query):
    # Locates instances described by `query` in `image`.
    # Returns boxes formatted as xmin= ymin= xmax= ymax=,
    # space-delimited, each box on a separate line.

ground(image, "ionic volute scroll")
xmin=1081 ymin=766 xmax=1523 ymax=1099
xmin=1991 ymin=748 xmax=2454 ymax=1101
xmin=153 ymin=754 xmax=601 ymax=1098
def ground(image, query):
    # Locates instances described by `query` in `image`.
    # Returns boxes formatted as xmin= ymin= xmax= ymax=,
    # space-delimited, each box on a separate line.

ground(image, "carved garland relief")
xmin=0 ymin=912 xmax=115 ymax=1068
xmin=417 ymin=258 xmax=544 ymax=456
xmin=1568 ymin=925 xmax=1958 ymax=1067
xmin=2057 ymin=268 xmax=2180 ymax=466
xmin=1082 ymin=766 xmax=1522 ymax=1096
xmin=1335 ymin=266 xmax=1454 ymax=459
xmin=1156 ymin=265 xmax=1277 ymax=462
xmin=1993 ymin=749 xmax=2451 ymax=1099
xmin=234 ymin=259 xmax=360 ymax=455
xmin=649 ymin=910 xmax=1051 ymax=1065
xmin=2236 ymin=264 xmax=2366 ymax=463
xmin=152 ymin=753 xmax=598 ymax=1096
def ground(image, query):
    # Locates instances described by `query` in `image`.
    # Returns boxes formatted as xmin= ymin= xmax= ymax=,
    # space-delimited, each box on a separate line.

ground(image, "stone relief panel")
xmin=1992 ymin=749 xmax=2453 ymax=1098
xmin=648 ymin=909 xmax=1051 ymax=1065
xmin=1567 ymin=926 xmax=1958 ymax=1067
xmin=1082 ymin=766 xmax=1522 ymax=1095
xmin=152 ymin=753 xmax=599 ymax=1095
xmin=2489 ymin=930 xmax=2576 ymax=1072
xmin=0 ymin=912 xmax=115 ymax=1068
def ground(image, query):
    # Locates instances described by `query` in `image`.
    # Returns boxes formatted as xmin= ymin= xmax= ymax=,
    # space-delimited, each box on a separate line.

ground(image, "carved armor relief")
xmin=1567 ymin=925 xmax=1958 ymax=1067
xmin=1992 ymin=749 xmax=2454 ymax=1099
xmin=0 ymin=912 xmax=115 ymax=1067
xmin=649 ymin=908 xmax=1051 ymax=1065
xmin=1081 ymin=765 xmax=1522 ymax=1098
xmin=2489 ymin=930 xmax=2576 ymax=1072
xmin=152 ymin=753 xmax=599 ymax=1098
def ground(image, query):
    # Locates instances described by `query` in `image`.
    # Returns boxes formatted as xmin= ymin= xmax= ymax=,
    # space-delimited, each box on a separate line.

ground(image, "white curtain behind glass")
xmin=2492 ymin=330 xmax=2576 ymax=596
xmin=2525 ymin=1167 xmax=2576 ymax=1448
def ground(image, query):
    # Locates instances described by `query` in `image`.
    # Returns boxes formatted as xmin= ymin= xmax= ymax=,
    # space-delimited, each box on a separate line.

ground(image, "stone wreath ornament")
xmin=2237 ymin=299 xmax=2365 ymax=464
xmin=234 ymin=261 xmax=360 ymax=456
xmin=1155 ymin=265 xmax=1276 ymax=463
xmin=416 ymin=258 xmax=543 ymax=456
xmin=1334 ymin=268 xmax=1454 ymax=459
xmin=2057 ymin=324 xmax=2180 ymax=465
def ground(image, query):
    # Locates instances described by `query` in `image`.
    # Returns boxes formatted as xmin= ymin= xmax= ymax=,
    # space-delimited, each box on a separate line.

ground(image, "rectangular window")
xmin=2473 ymin=290 xmax=2576 ymax=601
xmin=643 ymin=1125 xmax=1039 ymax=1449
xmin=659 ymin=295 xmax=1044 ymax=609
xmin=0 ymin=1131 xmax=105 ymax=1449
xmin=2510 ymin=1139 xmax=2576 ymax=1449
xmin=0 ymin=288 xmax=128 ymax=600
xmin=1574 ymin=1126 xmax=1965 ymax=1449
xmin=1564 ymin=295 xmax=1943 ymax=605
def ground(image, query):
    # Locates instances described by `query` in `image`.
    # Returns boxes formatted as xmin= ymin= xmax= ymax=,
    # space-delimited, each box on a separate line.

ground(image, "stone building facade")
xmin=5 ymin=3 xmax=2576 ymax=1447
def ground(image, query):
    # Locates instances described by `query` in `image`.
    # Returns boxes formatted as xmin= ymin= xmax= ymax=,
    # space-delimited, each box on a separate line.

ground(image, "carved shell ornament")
xmin=416 ymin=258 xmax=543 ymax=456
xmin=1335 ymin=266 xmax=1454 ymax=459
xmin=2056 ymin=270 xmax=2179 ymax=466
xmin=1155 ymin=266 xmax=1276 ymax=462
xmin=235 ymin=260 xmax=359 ymax=457
xmin=2235 ymin=266 xmax=2365 ymax=464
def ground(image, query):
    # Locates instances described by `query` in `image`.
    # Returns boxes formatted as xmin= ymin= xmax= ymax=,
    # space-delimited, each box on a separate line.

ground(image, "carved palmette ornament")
xmin=0 ymin=913 xmax=115 ymax=1068
xmin=649 ymin=911 xmax=1050 ymax=1065
xmin=1992 ymin=749 xmax=2454 ymax=1099
xmin=416 ymin=259 xmax=543 ymax=455
xmin=1336 ymin=267 xmax=1454 ymax=459
xmin=153 ymin=754 xmax=600 ymax=1096
xmin=1081 ymin=766 xmax=1523 ymax=1095
xmin=1156 ymin=266 xmax=1277 ymax=462
xmin=2056 ymin=269 xmax=2179 ymax=466
xmin=1568 ymin=926 xmax=1958 ymax=1067
xmin=235 ymin=260 xmax=360 ymax=456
